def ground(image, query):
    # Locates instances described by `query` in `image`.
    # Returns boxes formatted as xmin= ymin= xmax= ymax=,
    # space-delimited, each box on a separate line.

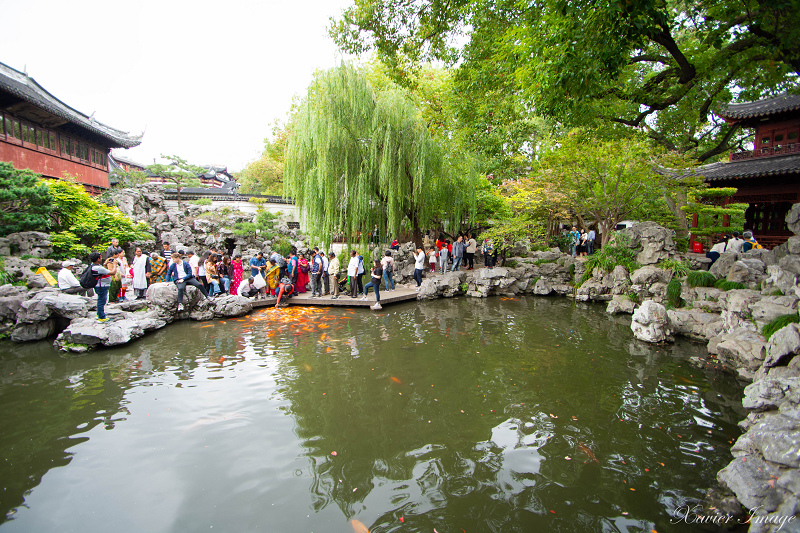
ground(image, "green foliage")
xmin=505 ymin=259 xmax=518 ymax=268
xmin=674 ymin=236 xmax=690 ymax=253
xmin=548 ymin=234 xmax=572 ymax=253
xmin=50 ymin=231 xmax=91 ymax=259
xmin=686 ymin=270 xmax=717 ymax=288
xmin=769 ymin=289 xmax=785 ymax=297
xmin=762 ymin=314 xmax=800 ymax=341
xmin=658 ymin=259 xmax=692 ymax=278
xmin=579 ymin=240 xmax=640 ymax=286
xmin=623 ymin=291 xmax=641 ymax=304
xmin=667 ymin=278 xmax=683 ymax=308
xmin=147 ymin=155 xmax=204 ymax=207
xmin=0 ymin=162 xmax=53 ymax=236
xmin=459 ymin=282 xmax=468 ymax=292
xmin=681 ymin=186 xmax=746 ymax=240
xmin=190 ymin=198 xmax=212 ymax=206
xmin=533 ymin=258 xmax=556 ymax=266
xmin=714 ymin=279 xmax=746 ymax=291
xmin=284 ymin=63 xmax=476 ymax=248
xmin=479 ymin=218 xmax=542 ymax=259
xmin=44 ymin=179 xmax=153 ymax=259
xmin=272 ymin=236 xmax=293 ymax=258
xmin=110 ymin=168 xmax=149 ymax=188
xmin=239 ymin=124 xmax=287 ymax=196
xmin=332 ymin=0 xmax=800 ymax=163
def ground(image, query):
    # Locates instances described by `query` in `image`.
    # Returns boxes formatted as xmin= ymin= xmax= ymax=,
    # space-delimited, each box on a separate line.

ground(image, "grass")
xmin=666 ymin=278 xmax=683 ymax=308
xmin=505 ymin=259 xmax=519 ymax=268
xmin=762 ymin=314 xmax=800 ymax=340
xmin=714 ymin=279 xmax=747 ymax=291
xmin=190 ymin=198 xmax=212 ymax=205
xmin=687 ymin=270 xmax=717 ymax=288
xmin=533 ymin=258 xmax=556 ymax=266
xmin=768 ymin=289 xmax=785 ymax=296
xmin=658 ymin=259 xmax=692 ymax=278
xmin=623 ymin=291 xmax=641 ymax=304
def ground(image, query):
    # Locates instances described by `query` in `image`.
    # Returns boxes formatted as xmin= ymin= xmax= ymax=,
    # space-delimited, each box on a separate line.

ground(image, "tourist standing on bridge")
xmin=310 ymin=249 xmax=324 ymax=297
xmin=250 ymin=252 xmax=267 ymax=279
xmin=362 ymin=259 xmax=383 ymax=307
xmin=296 ymin=253 xmax=310 ymax=293
xmin=231 ymin=254 xmax=244 ymax=295
xmin=320 ymin=249 xmax=330 ymax=295
xmin=287 ymin=250 xmax=299 ymax=286
xmin=329 ymin=252 xmax=340 ymax=299
xmin=381 ymin=250 xmax=395 ymax=291
xmin=347 ymin=250 xmax=360 ymax=298
xmin=413 ymin=247 xmax=425 ymax=290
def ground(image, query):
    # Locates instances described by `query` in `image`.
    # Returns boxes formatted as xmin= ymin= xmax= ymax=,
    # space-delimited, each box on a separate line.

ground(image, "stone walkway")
xmin=250 ymin=286 xmax=419 ymax=309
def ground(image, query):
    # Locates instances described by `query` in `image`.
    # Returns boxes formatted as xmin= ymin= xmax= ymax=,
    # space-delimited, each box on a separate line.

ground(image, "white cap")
xmin=62 ymin=260 xmax=77 ymax=268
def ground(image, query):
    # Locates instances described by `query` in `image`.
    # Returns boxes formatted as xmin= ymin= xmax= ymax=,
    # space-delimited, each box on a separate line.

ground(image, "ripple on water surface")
xmin=0 ymin=298 xmax=745 ymax=532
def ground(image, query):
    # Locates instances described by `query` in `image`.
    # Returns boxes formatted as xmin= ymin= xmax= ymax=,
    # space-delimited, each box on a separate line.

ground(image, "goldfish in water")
xmin=351 ymin=519 xmax=370 ymax=533
xmin=391 ymin=377 xmax=402 ymax=384
xmin=578 ymin=442 xmax=599 ymax=463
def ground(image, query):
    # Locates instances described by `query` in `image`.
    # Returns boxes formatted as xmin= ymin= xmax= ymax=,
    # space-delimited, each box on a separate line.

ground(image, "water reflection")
xmin=0 ymin=298 xmax=745 ymax=532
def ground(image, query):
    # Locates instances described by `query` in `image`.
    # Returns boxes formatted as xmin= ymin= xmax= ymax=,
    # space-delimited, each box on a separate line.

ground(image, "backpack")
xmin=79 ymin=263 xmax=99 ymax=289
xmin=385 ymin=260 xmax=393 ymax=274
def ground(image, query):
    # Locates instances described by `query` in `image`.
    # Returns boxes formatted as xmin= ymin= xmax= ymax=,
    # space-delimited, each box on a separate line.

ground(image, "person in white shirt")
xmin=413 ymin=247 xmax=426 ymax=290
xmin=237 ymin=277 xmax=264 ymax=298
xmin=347 ymin=251 xmax=360 ymax=298
xmin=58 ymin=260 xmax=93 ymax=296
xmin=706 ymin=236 xmax=729 ymax=266
xmin=187 ymin=251 xmax=200 ymax=276
xmin=465 ymin=233 xmax=478 ymax=269
xmin=727 ymin=231 xmax=745 ymax=253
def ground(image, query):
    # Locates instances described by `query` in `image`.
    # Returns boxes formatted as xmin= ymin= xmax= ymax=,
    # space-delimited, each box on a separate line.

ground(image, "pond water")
xmin=0 ymin=298 xmax=745 ymax=533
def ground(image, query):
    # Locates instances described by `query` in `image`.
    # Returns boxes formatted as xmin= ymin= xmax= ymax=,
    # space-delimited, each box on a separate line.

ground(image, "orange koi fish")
xmin=391 ymin=377 xmax=402 ymax=384
xmin=351 ymin=519 xmax=370 ymax=533
xmin=578 ymin=442 xmax=599 ymax=463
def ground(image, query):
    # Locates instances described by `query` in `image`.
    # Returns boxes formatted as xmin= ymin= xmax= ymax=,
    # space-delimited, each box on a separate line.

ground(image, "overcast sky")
xmin=1 ymin=0 xmax=356 ymax=171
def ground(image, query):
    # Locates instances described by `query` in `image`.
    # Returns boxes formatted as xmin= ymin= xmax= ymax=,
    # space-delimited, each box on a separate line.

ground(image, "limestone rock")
xmin=54 ymin=317 xmax=145 ymax=351
xmin=742 ymin=377 xmax=800 ymax=412
xmin=716 ymin=328 xmax=768 ymax=380
xmin=15 ymin=290 xmax=89 ymax=323
xmin=11 ymin=319 xmax=56 ymax=342
xmin=727 ymin=259 xmax=766 ymax=285
xmin=786 ymin=203 xmax=800 ymax=235
xmin=631 ymin=300 xmax=671 ymax=343
xmin=5 ymin=231 xmax=53 ymax=258
xmin=533 ymin=278 xmax=554 ymax=296
xmin=212 ymin=295 xmax=253 ymax=318
xmin=606 ymin=295 xmax=637 ymax=315
xmin=630 ymin=265 xmax=673 ymax=287
xmin=751 ymin=295 xmax=800 ymax=328
xmin=614 ymin=221 xmax=675 ymax=265
xmin=417 ymin=279 xmax=438 ymax=300
xmin=765 ymin=324 xmax=800 ymax=369
xmin=709 ymin=252 xmax=740 ymax=278
xmin=0 ymin=294 xmax=26 ymax=321
xmin=667 ymin=309 xmax=724 ymax=341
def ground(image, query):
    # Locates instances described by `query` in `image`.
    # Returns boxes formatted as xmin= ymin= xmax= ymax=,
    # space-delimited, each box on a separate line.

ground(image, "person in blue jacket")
xmin=167 ymin=252 xmax=210 ymax=312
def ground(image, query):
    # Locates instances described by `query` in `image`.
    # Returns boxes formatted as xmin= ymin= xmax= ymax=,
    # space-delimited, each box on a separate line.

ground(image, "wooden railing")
xmin=730 ymin=143 xmax=800 ymax=161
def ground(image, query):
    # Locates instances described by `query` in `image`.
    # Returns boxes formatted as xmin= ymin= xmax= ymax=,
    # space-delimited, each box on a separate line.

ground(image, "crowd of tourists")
xmin=59 ymin=229 xmax=512 ymax=321
xmin=567 ymin=226 xmax=596 ymax=258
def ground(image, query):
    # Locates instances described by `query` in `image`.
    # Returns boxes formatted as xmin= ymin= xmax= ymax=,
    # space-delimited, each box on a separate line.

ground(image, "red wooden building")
xmin=700 ymin=92 xmax=800 ymax=249
xmin=0 ymin=61 xmax=141 ymax=193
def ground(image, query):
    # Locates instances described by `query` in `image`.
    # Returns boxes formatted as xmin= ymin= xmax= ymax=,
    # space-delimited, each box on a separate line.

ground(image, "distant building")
xmin=0 ymin=61 xmax=142 ymax=193
xmin=699 ymin=92 xmax=800 ymax=248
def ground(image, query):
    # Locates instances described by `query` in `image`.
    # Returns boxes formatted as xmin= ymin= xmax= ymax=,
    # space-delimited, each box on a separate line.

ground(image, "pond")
xmin=0 ymin=297 xmax=745 ymax=533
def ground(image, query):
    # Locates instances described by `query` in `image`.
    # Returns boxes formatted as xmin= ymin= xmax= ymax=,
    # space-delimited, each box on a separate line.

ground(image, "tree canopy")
xmin=147 ymin=155 xmax=203 ymax=208
xmin=0 ymin=162 xmax=53 ymax=237
xmin=284 ymin=62 xmax=477 ymax=247
xmin=238 ymin=123 xmax=288 ymax=196
xmin=331 ymin=0 xmax=799 ymax=162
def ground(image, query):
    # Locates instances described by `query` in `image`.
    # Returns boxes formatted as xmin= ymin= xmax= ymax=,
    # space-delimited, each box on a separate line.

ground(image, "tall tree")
xmin=146 ymin=155 xmax=203 ymax=209
xmin=533 ymin=132 xmax=667 ymax=244
xmin=238 ymin=123 xmax=288 ymax=196
xmin=331 ymin=0 xmax=799 ymax=162
xmin=284 ymin=62 xmax=476 ymax=248
xmin=0 ymin=162 xmax=53 ymax=236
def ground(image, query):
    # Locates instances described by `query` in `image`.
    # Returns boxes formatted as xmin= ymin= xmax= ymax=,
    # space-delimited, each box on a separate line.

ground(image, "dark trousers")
xmin=356 ymin=274 xmax=363 ymax=294
xmin=310 ymin=272 xmax=322 ymax=295
xmin=414 ymin=268 xmax=423 ymax=287
xmin=176 ymin=277 xmax=208 ymax=306
xmin=63 ymin=286 xmax=94 ymax=297
xmin=322 ymin=273 xmax=330 ymax=294
xmin=349 ymin=276 xmax=358 ymax=298
xmin=465 ymin=252 xmax=474 ymax=269
xmin=364 ymin=280 xmax=380 ymax=302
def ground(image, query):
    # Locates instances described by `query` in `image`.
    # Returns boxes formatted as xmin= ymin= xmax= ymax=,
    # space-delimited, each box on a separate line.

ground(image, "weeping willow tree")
xmin=284 ymin=62 xmax=476 ymax=248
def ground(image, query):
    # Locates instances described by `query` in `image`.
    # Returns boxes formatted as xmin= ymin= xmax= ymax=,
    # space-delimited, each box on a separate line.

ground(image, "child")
xmin=428 ymin=247 xmax=437 ymax=273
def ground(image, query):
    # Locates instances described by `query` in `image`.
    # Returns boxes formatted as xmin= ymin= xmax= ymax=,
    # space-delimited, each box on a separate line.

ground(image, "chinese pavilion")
xmin=700 ymin=92 xmax=800 ymax=249
xmin=0 ymin=61 xmax=142 ymax=193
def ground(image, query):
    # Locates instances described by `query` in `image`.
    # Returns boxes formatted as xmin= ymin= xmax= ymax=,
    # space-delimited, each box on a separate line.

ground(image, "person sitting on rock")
xmin=726 ymin=231 xmax=744 ymax=253
xmin=167 ymin=252 xmax=210 ymax=312
xmin=742 ymin=230 xmax=763 ymax=252
xmin=706 ymin=236 xmax=729 ymax=266
xmin=237 ymin=277 xmax=265 ymax=299
xmin=58 ymin=260 xmax=94 ymax=297
xmin=275 ymin=277 xmax=295 ymax=307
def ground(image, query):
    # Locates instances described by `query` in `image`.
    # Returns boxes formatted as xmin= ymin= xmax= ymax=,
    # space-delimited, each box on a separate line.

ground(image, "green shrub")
xmin=272 ymin=236 xmax=292 ymax=258
xmin=533 ymin=258 xmax=555 ymax=266
xmin=578 ymin=239 xmax=639 ymax=287
xmin=762 ymin=314 xmax=800 ymax=340
xmin=658 ymin=259 xmax=692 ymax=278
xmin=505 ymin=259 xmax=519 ymax=268
xmin=714 ymin=279 xmax=746 ymax=291
xmin=190 ymin=198 xmax=212 ymax=206
xmin=667 ymin=278 xmax=683 ymax=307
xmin=459 ymin=282 xmax=469 ymax=292
xmin=50 ymin=231 xmax=91 ymax=260
xmin=687 ymin=270 xmax=717 ymax=288
xmin=769 ymin=289 xmax=785 ymax=296
xmin=674 ymin=236 xmax=690 ymax=253
xmin=623 ymin=291 xmax=641 ymax=304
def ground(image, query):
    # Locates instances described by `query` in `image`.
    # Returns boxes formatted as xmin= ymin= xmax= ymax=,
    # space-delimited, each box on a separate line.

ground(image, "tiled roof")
xmin=717 ymin=92 xmax=800 ymax=120
xmin=698 ymin=153 xmax=800 ymax=181
xmin=0 ymin=61 xmax=142 ymax=148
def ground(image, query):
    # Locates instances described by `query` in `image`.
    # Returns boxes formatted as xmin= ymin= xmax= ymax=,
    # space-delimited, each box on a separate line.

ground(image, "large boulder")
xmin=726 ymin=259 xmax=766 ymax=285
xmin=606 ymin=295 xmax=637 ymax=315
xmin=715 ymin=328 xmax=768 ymax=380
xmin=630 ymin=265 xmax=673 ymax=287
xmin=631 ymin=300 xmax=671 ymax=343
xmin=212 ymin=295 xmax=253 ymax=317
xmin=11 ymin=319 xmax=56 ymax=342
xmin=750 ymin=295 xmax=800 ymax=329
xmin=5 ymin=231 xmax=53 ymax=258
xmin=54 ymin=317 xmax=145 ymax=351
xmin=764 ymin=324 xmax=800 ymax=370
xmin=614 ymin=221 xmax=676 ymax=265
xmin=667 ymin=309 xmax=724 ymax=341
xmin=15 ymin=289 xmax=90 ymax=323
xmin=786 ymin=203 xmax=800 ymax=235
xmin=709 ymin=252 xmax=740 ymax=278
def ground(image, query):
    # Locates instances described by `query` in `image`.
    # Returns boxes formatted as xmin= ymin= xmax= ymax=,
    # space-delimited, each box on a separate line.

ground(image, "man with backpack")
xmin=83 ymin=252 xmax=117 ymax=322
xmin=742 ymin=231 xmax=763 ymax=252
